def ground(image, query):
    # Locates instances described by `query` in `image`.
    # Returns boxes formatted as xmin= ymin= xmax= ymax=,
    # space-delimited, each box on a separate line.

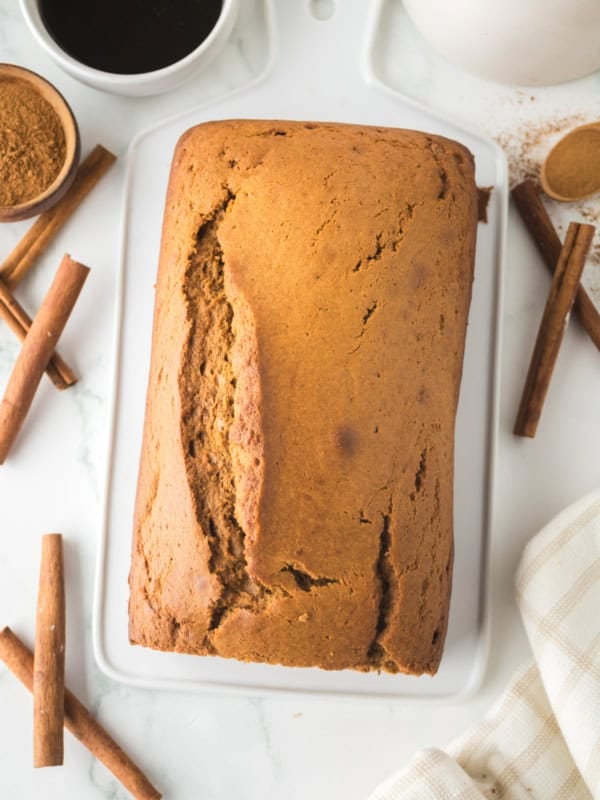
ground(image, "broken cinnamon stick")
xmin=0 ymin=627 xmax=162 ymax=800
xmin=33 ymin=534 xmax=65 ymax=768
xmin=0 ymin=278 xmax=76 ymax=390
xmin=0 ymin=255 xmax=90 ymax=463
xmin=512 ymin=180 xmax=600 ymax=351
xmin=0 ymin=145 xmax=116 ymax=288
xmin=514 ymin=221 xmax=595 ymax=437
xmin=477 ymin=186 xmax=493 ymax=224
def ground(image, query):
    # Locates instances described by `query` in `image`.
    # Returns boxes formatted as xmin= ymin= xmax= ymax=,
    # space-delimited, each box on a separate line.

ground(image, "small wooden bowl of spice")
xmin=0 ymin=64 xmax=80 ymax=222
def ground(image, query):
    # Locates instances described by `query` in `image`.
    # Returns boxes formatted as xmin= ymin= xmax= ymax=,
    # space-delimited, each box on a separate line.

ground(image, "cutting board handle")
xmin=267 ymin=0 xmax=378 ymax=90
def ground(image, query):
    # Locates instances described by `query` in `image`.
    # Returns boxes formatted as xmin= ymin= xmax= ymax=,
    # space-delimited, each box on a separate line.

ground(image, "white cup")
xmin=20 ymin=0 xmax=239 ymax=96
xmin=403 ymin=0 xmax=600 ymax=86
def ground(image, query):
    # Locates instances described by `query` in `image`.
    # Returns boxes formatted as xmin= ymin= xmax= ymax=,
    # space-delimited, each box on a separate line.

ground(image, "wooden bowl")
xmin=0 ymin=64 xmax=80 ymax=222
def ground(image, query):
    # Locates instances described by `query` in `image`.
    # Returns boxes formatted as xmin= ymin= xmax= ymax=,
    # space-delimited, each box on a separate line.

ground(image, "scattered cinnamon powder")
xmin=0 ymin=77 xmax=66 ymax=207
xmin=496 ymin=115 xmax=600 ymax=276
xmin=495 ymin=115 xmax=588 ymax=187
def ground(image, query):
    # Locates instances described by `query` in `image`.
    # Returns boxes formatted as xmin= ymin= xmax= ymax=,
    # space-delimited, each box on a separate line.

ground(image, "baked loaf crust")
xmin=129 ymin=119 xmax=478 ymax=675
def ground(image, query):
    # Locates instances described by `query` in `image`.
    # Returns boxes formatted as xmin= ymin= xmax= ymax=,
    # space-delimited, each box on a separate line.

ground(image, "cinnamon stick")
xmin=514 ymin=221 xmax=595 ymax=437
xmin=0 ymin=278 xmax=76 ymax=390
xmin=0 ymin=627 xmax=162 ymax=800
xmin=33 ymin=534 xmax=65 ymax=768
xmin=0 ymin=255 xmax=90 ymax=463
xmin=477 ymin=186 xmax=492 ymax=224
xmin=0 ymin=145 xmax=116 ymax=288
xmin=512 ymin=180 xmax=600 ymax=351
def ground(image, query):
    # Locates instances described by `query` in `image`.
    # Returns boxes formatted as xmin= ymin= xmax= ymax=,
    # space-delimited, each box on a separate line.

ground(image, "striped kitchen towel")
xmin=369 ymin=490 xmax=600 ymax=800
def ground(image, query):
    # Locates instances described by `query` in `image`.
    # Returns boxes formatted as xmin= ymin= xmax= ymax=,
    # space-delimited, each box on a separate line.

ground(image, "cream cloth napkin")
xmin=369 ymin=490 xmax=600 ymax=800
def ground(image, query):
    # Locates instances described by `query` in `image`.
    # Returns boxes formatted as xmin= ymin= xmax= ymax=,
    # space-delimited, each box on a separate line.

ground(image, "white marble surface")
xmin=1 ymin=2 xmax=600 ymax=798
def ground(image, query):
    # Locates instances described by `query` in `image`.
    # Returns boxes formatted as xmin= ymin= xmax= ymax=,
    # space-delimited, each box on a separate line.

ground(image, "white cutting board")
xmin=94 ymin=0 xmax=507 ymax=700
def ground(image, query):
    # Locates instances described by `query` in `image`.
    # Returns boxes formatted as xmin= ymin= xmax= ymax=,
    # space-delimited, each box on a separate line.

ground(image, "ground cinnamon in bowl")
xmin=0 ymin=76 xmax=66 ymax=207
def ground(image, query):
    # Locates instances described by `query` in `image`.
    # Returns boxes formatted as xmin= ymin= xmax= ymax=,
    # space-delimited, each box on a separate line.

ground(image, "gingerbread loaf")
xmin=129 ymin=119 xmax=478 ymax=674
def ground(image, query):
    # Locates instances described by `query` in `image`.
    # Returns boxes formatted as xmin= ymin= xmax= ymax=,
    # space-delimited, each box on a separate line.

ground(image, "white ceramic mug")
xmin=403 ymin=0 xmax=600 ymax=86
xmin=20 ymin=0 xmax=239 ymax=96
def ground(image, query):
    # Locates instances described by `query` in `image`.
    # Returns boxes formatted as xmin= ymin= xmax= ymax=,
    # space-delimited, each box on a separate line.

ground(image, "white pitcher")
xmin=403 ymin=0 xmax=600 ymax=86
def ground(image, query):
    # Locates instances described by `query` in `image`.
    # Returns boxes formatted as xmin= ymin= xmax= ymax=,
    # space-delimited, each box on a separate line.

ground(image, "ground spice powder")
xmin=544 ymin=125 xmax=600 ymax=201
xmin=0 ymin=77 xmax=66 ymax=207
